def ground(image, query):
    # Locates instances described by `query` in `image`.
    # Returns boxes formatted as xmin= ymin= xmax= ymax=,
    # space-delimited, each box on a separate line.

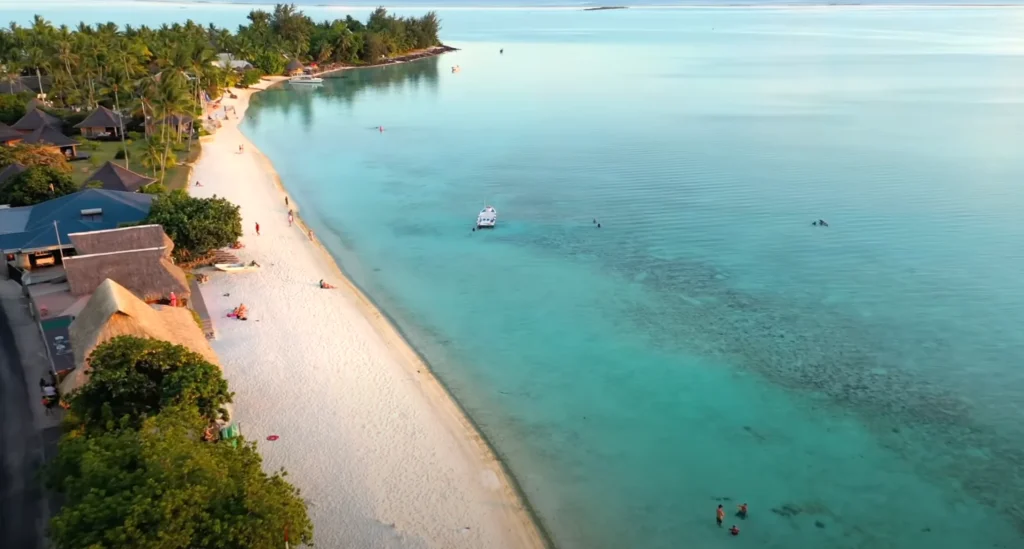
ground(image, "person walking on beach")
xmin=285 ymin=196 xmax=289 ymax=207
xmin=308 ymin=229 xmax=313 ymax=241
xmin=288 ymin=212 xmax=293 ymax=227
xmin=717 ymin=505 xmax=725 ymax=527
xmin=255 ymin=222 xmax=260 ymax=236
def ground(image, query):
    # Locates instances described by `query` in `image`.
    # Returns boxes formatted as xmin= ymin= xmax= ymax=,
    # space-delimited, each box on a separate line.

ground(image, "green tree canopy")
xmin=0 ymin=165 xmax=77 ymax=206
xmin=47 ymin=406 xmax=314 ymax=549
xmin=0 ymin=93 xmax=27 ymax=124
xmin=145 ymin=189 xmax=243 ymax=262
xmin=69 ymin=336 xmax=232 ymax=432
xmin=0 ymin=143 xmax=72 ymax=172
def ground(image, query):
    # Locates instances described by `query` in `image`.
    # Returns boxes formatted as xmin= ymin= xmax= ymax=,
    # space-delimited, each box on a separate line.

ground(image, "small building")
xmin=213 ymin=53 xmax=253 ymax=71
xmin=64 ymin=225 xmax=189 ymax=304
xmin=0 ymin=122 xmax=23 ymax=146
xmin=0 ymin=163 xmax=26 ymax=189
xmin=286 ymin=59 xmax=304 ymax=76
xmin=0 ymin=189 xmax=154 ymax=282
xmin=85 ymin=161 xmax=155 ymax=193
xmin=20 ymin=125 xmax=78 ymax=159
xmin=73 ymin=105 xmax=124 ymax=139
xmin=59 ymin=278 xmax=220 ymax=394
xmin=146 ymin=113 xmax=193 ymax=138
xmin=11 ymin=108 xmax=62 ymax=134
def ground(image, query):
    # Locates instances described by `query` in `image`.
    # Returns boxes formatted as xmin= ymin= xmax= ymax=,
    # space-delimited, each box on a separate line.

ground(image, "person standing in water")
xmin=737 ymin=503 xmax=748 ymax=519
xmin=716 ymin=505 xmax=725 ymax=527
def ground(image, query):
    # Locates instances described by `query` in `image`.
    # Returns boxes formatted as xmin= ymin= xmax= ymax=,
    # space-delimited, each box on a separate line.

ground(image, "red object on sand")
xmin=266 ymin=435 xmax=280 ymax=441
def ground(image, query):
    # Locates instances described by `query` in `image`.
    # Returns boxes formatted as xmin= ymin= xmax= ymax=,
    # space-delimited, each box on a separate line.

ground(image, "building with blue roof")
xmin=0 ymin=189 xmax=154 ymax=277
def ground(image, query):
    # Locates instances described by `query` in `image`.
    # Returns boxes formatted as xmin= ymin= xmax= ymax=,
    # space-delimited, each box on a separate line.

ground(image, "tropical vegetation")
xmin=48 ymin=336 xmax=313 ymax=549
xmin=145 ymin=189 xmax=243 ymax=262
xmin=0 ymin=5 xmax=441 ymax=186
xmin=0 ymin=165 xmax=77 ymax=206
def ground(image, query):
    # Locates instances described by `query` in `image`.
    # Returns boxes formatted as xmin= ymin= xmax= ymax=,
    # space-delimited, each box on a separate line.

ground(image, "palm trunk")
xmin=114 ymin=87 xmax=129 ymax=168
xmin=160 ymin=138 xmax=171 ymax=184
xmin=35 ymin=68 xmax=45 ymax=97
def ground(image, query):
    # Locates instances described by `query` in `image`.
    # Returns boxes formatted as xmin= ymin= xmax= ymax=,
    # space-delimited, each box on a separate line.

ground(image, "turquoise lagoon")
xmin=15 ymin=4 xmax=1024 ymax=548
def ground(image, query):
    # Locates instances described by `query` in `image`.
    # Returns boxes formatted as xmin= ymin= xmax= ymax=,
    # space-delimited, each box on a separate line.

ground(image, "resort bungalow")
xmin=0 ymin=122 xmax=23 ymax=146
xmin=85 ymin=161 xmax=156 ymax=193
xmin=0 ymin=189 xmax=154 ymax=283
xmin=286 ymin=59 xmax=304 ymax=76
xmin=11 ymin=108 xmax=62 ymax=134
xmin=73 ymin=105 xmax=124 ymax=139
xmin=64 ymin=224 xmax=189 ymax=305
xmin=59 ymin=278 xmax=219 ymax=394
xmin=213 ymin=52 xmax=253 ymax=71
xmin=146 ymin=113 xmax=194 ymax=138
xmin=20 ymin=125 xmax=79 ymax=159
xmin=0 ymin=163 xmax=26 ymax=188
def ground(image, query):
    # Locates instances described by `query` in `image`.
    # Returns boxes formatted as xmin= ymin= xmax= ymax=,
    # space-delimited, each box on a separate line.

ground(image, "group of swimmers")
xmin=717 ymin=503 xmax=748 ymax=537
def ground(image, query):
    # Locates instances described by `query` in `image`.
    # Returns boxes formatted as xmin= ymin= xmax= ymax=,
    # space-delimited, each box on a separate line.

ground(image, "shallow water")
xmin=17 ymin=4 xmax=1024 ymax=548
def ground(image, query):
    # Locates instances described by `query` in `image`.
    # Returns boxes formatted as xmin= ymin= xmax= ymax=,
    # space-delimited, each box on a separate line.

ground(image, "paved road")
xmin=0 ymin=282 xmax=59 ymax=549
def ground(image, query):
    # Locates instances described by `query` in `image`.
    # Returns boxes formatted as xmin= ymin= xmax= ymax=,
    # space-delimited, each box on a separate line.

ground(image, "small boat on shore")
xmin=214 ymin=261 xmax=260 ymax=272
xmin=476 ymin=206 xmax=497 ymax=229
xmin=289 ymin=75 xmax=323 ymax=85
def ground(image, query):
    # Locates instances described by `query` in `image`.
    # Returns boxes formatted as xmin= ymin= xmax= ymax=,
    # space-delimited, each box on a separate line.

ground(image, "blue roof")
xmin=0 ymin=189 xmax=154 ymax=253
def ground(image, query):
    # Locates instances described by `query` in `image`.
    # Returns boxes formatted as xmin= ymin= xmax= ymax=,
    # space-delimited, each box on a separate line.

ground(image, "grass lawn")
xmin=69 ymin=137 xmax=201 ymax=191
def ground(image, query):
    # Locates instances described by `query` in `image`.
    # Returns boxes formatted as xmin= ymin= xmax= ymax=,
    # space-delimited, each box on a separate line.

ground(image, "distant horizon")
xmin=7 ymin=0 xmax=1024 ymax=7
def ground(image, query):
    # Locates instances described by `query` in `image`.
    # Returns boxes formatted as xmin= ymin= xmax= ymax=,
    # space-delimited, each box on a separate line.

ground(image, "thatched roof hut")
xmin=11 ymin=108 xmax=62 ymax=133
xmin=0 ymin=163 xmax=26 ymax=189
xmin=286 ymin=58 xmax=303 ymax=75
xmin=60 ymin=279 xmax=219 ymax=393
xmin=0 ymin=122 xmax=23 ymax=144
xmin=73 ymin=105 xmax=124 ymax=138
xmin=69 ymin=224 xmax=169 ymax=255
xmin=64 ymin=225 xmax=188 ymax=303
xmin=84 ymin=161 xmax=156 ymax=193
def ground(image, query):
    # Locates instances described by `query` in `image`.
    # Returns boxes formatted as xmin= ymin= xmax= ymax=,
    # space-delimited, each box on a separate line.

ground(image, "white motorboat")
xmin=476 ymin=206 xmax=497 ymax=228
xmin=289 ymin=75 xmax=323 ymax=85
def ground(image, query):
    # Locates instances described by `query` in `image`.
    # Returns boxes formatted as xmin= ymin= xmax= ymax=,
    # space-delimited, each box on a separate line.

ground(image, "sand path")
xmin=190 ymin=78 xmax=546 ymax=549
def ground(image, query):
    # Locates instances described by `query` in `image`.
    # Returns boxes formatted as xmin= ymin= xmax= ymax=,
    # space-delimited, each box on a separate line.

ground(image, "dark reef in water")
xmin=584 ymin=6 xmax=628 ymax=11
xmin=494 ymin=224 xmax=1024 ymax=536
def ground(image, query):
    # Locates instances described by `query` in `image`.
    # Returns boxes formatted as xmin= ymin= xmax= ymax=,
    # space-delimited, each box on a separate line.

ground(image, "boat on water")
xmin=214 ymin=261 xmax=260 ymax=272
xmin=476 ymin=206 xmax=497 ymax=228
xmin=289 ymin=75 xmax=323 ymax=85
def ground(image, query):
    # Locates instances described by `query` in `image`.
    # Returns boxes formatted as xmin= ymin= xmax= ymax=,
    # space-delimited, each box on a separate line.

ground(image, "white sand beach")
xmin=190 ymin=79 xmax=546 ymax=549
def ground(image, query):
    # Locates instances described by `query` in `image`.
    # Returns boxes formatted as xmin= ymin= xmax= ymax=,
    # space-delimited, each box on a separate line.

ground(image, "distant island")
xmin=584 ymin=6 xmax=629 ymax=11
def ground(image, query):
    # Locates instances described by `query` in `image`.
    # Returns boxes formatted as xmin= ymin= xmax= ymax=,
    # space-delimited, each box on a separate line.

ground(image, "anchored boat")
xmin=476 ymin=206 xmax=497 ymax=229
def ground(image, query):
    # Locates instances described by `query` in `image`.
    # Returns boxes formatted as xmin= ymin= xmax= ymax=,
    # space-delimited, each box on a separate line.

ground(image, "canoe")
xmin=214 ymin=262 xmax=259 ymax=272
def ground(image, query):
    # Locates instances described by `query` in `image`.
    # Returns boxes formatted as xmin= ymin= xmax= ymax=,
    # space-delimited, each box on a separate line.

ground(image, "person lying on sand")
xmin=319 ymin=279 xmax=336 ymax=289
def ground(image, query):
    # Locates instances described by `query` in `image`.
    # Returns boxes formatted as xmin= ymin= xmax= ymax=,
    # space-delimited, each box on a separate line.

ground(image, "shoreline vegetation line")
xmin=1 ymin=3 xmax=550 ymax=547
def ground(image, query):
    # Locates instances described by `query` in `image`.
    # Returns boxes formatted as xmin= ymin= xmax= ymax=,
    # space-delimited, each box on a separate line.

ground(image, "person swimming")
xmin=737 ymin=503 xmax=748 ymax=519
xmin=729 ymin=525 xmax=740 ymax=536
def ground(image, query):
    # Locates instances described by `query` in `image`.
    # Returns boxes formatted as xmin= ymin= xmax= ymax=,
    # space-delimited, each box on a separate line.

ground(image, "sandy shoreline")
xmin=190 ymin=78 xmax=548 ymax=549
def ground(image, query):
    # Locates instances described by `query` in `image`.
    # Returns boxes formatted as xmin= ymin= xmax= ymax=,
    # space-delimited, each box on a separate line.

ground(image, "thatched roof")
xmin=286 ymin=59 xmax=303 ymax=72
xmin=73 ymin=105 xmax=123 ymax=129
xmin=84 ymin=161 xmax=155 ymax=193
xmin=0 ymin=163 xmax=26 ymax=188
xmin=11 ymin=108 xmax=62 ymax=132
xmin=61 ymin=279 xmax=219 ymax=394
xmin=65 ymin=247 xmax=189 ymax=302
xmin=69 ymin=224 xmax=171 ymax=255
xmin=0 ymin=122 xmax=22 ymax=143
xmin=21 ymin=125 xmax=77 ymax=148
